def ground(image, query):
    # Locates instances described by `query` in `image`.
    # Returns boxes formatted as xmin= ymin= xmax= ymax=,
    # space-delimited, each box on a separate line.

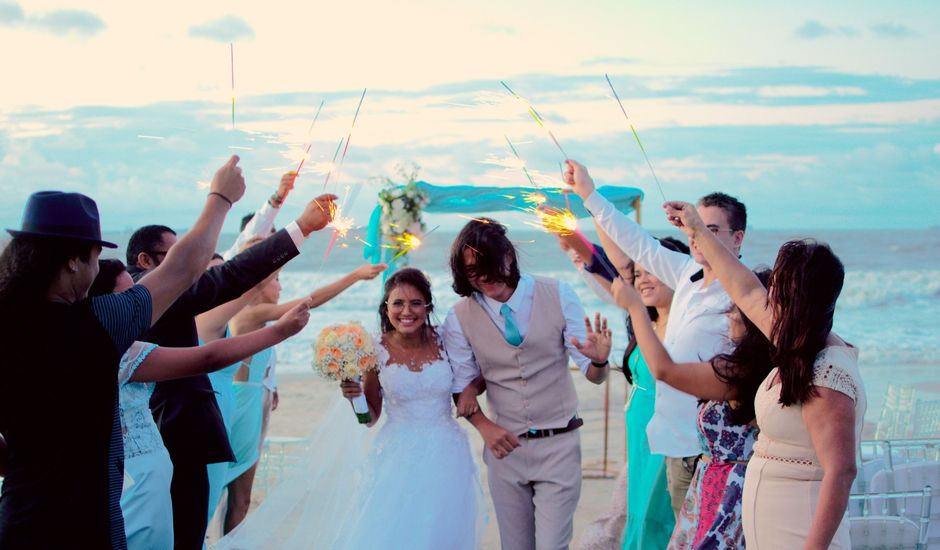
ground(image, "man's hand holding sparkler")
xmin=563 ymin=160 xmax=596 ymax=200
xmin=295 ymin=194 xmax=339 ymax=235
xmin=269 ymin=171 xmax=297 ymax=208
xmin=663 ymin=201 xmax=707 ymax=238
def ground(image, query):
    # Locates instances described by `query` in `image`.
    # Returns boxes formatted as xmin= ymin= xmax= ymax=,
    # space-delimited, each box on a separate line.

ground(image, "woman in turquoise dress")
xmin=620 ymin=238 xmax=688 ymax=550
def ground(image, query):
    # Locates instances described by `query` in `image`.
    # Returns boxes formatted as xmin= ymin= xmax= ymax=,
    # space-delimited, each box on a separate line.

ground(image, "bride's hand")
xmin=340 ymin=379 xmax=362 ymax=399
xmin=456 ymin=386 xmax=481 ymax=418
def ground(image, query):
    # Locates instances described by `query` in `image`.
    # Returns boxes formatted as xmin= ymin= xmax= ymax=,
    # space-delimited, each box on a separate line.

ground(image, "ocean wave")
xmin=838 ymin=270 xmax=940 ymax=309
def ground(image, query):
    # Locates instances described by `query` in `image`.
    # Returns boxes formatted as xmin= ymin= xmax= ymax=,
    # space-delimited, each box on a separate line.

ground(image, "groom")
xmin=444 ymin=218 xmax=610 ymax=550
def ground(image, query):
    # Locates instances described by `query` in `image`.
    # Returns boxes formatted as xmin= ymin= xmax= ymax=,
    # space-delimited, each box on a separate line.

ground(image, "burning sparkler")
xmin=604 ymin=74 xmax=666 ymax=202
xmin=500 ymin=81 xmax=569 ymax=159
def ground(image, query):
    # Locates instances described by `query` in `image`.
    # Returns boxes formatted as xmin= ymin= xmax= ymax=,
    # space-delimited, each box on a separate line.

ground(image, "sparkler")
xmin=500 ymin=81 xmax=569 ymax=159
xmin=293 ymin=100 xmax=325 ymax=178
xmin=230 ymin=44 xmax=235 ymax=129
xmin=323 ymin=88 xmax=367 ymax=191
xmin=604 ymin=74 xmax=666 ymax=202
xmin=505 ymin=136 xmax=540 ymax=189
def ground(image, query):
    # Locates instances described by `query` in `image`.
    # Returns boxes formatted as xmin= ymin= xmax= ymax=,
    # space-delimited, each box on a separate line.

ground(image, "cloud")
xmin=188 ymin=15 xmax=254 ymax=43
xmin=0 ymin=2 xmax=25 ymax=24
xmin=869 ymin=22 xmax=915 ymax=39
xmin=0 ymin=1 xmax=104 ymax=37
xmin=934 ymin=144 xmax=940 ymax=155
xmin=794 ymin=20 xmax=858 ymax=40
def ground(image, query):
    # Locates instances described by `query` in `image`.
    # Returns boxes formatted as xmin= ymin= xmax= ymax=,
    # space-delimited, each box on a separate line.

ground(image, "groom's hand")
xmin=481 ymin=421 xmax=520 ymax=460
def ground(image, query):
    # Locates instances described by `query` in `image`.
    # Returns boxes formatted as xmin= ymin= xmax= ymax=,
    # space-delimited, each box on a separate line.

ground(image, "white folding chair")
xmin=849 ymin=488 xmax=931 ymax=549
xmin=870 ymin=463 xmax=940 ymax=545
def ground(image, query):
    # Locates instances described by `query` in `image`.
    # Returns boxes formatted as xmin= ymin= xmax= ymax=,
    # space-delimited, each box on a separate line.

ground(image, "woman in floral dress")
xmin=612 ymin=270 xmax=772 ymax=549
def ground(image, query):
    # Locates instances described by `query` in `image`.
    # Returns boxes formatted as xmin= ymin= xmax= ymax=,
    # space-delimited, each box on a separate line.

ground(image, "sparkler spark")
xmin=391 ymin=232 xmax=422 ymax=260
xmin=531 ymin=206 xmax=578 ymax=236
xmin=137 ymin=134 xmax=166 ymax=140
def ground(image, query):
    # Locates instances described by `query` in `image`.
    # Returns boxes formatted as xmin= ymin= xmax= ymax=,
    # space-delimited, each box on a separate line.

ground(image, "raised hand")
xmin=274 ymin=298 xmax=312 ymax=338
xmin=276 ymin=171 xmax=297 ymax=201
xmin=354 ymin=263 xmax=388 ymax=281
xmin=611 ymin=276 xmax=643 ymax=311
xmin=562 ymin=159 xmax=596 ymax=199
xmin=295 ymin=194 xmax=339 ymax=235
xmin=571 ymin=312 xmax=612 ymax=364
xmin=663 ymin=201 xmax=704 ymax=237
xmin=211 ymin=155 xmax=246 ymax=205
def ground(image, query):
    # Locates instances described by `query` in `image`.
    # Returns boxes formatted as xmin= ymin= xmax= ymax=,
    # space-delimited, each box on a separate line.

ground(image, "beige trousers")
xmin=484 ymin=429 xmax=582 ymax=550
xmin=665 ymin=455 xmax=698 ymax=517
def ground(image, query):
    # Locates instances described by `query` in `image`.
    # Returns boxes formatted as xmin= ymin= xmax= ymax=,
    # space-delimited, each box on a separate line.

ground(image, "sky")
xmin=1 ymin=0 xmax=938 ymax=233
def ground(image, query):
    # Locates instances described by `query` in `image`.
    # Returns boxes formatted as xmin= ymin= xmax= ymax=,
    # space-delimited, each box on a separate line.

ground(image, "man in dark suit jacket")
xmin=126 ymin=194 xmax=335 ymax=549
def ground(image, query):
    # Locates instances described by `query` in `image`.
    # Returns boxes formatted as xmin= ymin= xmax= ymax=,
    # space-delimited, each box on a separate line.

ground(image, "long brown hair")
xmin=769 ymin=239 xmax=845 ymax=406
xmin=711 ymin=269 xmax=773 ymax=424
xmin=449 ymin=218 xmax=520 ymax=297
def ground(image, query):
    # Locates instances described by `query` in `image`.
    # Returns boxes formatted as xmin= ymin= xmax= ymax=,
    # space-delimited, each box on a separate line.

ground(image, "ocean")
xmin=99 ymin=226 xmax=940 ymax=423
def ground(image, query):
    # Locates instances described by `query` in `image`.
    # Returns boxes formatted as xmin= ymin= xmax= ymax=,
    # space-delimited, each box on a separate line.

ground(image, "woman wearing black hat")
xmin=0 ymin=156 xmax=250 ymax=549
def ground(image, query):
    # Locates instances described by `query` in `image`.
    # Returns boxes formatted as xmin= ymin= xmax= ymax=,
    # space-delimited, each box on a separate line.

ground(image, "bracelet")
xmin=591 ymin=360 xmax=610 ymax=369
xmin=208 ymin=191 xmax=233 ymax=206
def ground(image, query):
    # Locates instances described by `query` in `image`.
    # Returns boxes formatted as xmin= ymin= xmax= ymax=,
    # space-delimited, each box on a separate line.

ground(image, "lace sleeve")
xmin=812 ymin=350 xmax=859 ymax=402
xmin=118 ymin=341 xmax=158 ymax=386
xmin=373 ymin=332 xmax=389 ymax=369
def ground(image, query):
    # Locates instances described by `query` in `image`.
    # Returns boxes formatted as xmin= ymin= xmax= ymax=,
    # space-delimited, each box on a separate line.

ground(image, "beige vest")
xmin=454 ymin=277 xmax=579 ymax=435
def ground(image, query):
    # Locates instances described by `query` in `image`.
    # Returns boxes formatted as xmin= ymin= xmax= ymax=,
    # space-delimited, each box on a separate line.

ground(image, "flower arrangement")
xmin=377 ymin=164 xmax=429 ymax=264
xmin=312 ymin=322 xmax=378 ymax=424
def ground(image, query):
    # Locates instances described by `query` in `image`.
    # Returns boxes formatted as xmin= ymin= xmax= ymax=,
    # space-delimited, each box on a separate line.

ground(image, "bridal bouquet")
xmin=313 ymin=322 xmax=378 ymax=424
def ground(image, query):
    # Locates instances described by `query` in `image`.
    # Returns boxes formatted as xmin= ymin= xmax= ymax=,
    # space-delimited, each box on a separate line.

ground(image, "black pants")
xmin=169 ymin=460 xmax=210 ymax=550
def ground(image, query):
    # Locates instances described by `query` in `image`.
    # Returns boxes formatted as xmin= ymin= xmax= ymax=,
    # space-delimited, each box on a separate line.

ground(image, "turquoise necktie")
xmin=500 ymin=303 xmax=523 ymax=346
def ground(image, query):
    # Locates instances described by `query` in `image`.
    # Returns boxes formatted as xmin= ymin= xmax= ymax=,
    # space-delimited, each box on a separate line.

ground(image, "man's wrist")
xmin=268 ymin=192 xmax=284 ymax=208
xmin=591 ymin=359 xmax=610 ymax=369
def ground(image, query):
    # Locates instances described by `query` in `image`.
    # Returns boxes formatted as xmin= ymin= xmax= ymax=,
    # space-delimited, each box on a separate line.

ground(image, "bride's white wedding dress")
xmin=216 ymin=333 xmax=485 ymax=549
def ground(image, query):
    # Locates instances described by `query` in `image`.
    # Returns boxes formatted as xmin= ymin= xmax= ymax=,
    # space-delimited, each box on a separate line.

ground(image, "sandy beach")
xmin=247 ymin=369 xmax=629 ymax=548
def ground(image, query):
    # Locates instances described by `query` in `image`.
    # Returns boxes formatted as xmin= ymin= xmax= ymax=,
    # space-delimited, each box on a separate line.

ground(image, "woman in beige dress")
xmin=661 ymin=201 xmax=865 ymax=550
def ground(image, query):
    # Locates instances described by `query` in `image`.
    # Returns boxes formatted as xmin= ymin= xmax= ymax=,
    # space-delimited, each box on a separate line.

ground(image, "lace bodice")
xmin=753 ymin=345 xmax=866 ymax=467
xmin=375 ymin=331 xmax=456 ymax=426
xmin=118 ymin=341 xmax=163 ymax=459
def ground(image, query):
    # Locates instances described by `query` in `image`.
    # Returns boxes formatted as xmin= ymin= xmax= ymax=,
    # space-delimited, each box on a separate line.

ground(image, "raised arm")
xmin=564 ymin=160 xmax=690 ymax=288
xmin=612 ymin=277 xmax=735 ymax=401
xmin=131 ymin=299 xmax=311 ymax=382
xmin=138 ymin=155 xmax=246 ymax=325
xmin=664 ymin=201 xmax=772 ymax=338
xmin=221 ymin=172 xmax=297 ymax=261
xmin=235 ymin=263 xmax=388 ymax=328
xmin=593 ymin=218 xmax=634 ymax=280
xmin=195 ymin=286 xmax=263 ymax=342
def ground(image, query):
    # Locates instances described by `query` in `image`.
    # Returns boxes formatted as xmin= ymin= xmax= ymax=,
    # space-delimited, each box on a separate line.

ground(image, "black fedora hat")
xmin=7 ymin=191 xmax=117 ymax=248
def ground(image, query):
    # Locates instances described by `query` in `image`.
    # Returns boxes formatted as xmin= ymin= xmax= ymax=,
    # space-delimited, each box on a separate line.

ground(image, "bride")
xmin=216 ymin=267 xmax=485 ymax=549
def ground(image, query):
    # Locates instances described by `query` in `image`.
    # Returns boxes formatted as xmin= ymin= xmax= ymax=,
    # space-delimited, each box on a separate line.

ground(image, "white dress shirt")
xmin=443 ymin=274 xmax=593 ymax=395
xmin=584 ymin=191 xmax=734 ymax=458
xmin=222 ymin=198 xmax=282 ymax=260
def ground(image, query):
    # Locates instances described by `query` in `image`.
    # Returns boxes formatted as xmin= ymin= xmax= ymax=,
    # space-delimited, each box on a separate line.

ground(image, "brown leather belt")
xmin=518 ymin=417 xmax=584 ymax=439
